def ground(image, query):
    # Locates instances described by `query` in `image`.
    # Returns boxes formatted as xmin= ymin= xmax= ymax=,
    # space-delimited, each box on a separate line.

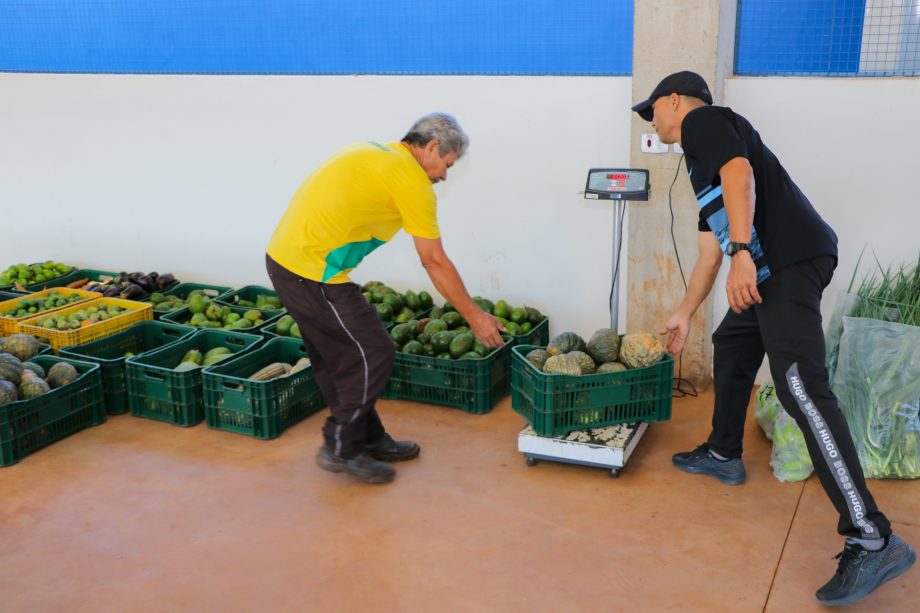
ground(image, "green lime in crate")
xmin=0 ymin=354 xmax=105 ymax=467
xmin=125 ymin=329 xmax=263 ymax=427
xmin=59 ymin=321 xmax=197 ymax=415
xmin=17 ymin=297 xmax=154 ymax=351
xmin=147 ymin=282 xmax=235 ymax=320
xmin=215 ymin=285 xmax=283 ymax=313
xmin=0 ymin=288 xmax=103 ymax=335
xmin=161 ymin=302 xmax=282 ymax=333
xmin=0 ymin=261 xmax=78 ymax=293
xmin=510 ymin=344 xmax=673 ymax=438
xmin=202 ymin=336 xmax=325 ymax=439
xmin=382 ymin=339 xmax=513 ymax=414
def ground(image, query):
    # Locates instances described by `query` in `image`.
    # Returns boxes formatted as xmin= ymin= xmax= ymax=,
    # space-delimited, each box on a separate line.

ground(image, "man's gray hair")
xmin=402 ymin=112 xmax=470 ymax=158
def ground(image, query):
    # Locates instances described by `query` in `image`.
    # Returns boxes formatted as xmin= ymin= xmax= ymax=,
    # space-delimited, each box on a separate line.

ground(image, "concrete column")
xmin=627 ymin=0 xmax=737 ymax=389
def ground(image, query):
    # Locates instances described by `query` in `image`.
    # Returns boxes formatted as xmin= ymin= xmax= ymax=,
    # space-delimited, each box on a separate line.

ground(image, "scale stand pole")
xmin=610 ymin=199 xmax=624 ymax=332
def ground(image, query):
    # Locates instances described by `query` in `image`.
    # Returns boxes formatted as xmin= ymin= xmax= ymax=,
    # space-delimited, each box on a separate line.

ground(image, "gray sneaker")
xmin=815 ymin=534 xmax=916 ymax=606
xmin=316 ymin=445 xmax=395 ymax=484
xmin=672 ymin=444 xmax=746 ymax=485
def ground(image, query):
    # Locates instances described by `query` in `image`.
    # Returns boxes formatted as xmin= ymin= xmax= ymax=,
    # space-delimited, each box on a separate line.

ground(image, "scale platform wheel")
xmin=609 ymin=469 xmax=621 ymax=479
xmin=525 ymin=456 xmax=538 ymax=467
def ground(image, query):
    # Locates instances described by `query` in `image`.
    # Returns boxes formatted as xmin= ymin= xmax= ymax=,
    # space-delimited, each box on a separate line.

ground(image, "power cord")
xmin=608 ymin=203 xmax=626 ymax=318
xmin=667 ymin=154 xmax=698 ymax=399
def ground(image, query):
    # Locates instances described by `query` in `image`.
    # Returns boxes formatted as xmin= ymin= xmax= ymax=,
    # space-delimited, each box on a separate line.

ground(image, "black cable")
xmin=667 ymin=154 xmax=698 ymax=399
xmin=608 ymin=203 xmax=626 ymax=319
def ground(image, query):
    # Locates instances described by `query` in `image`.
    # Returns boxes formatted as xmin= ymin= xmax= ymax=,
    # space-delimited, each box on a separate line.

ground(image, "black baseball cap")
xmin=631 ymin=71 xmax=713 ymax=121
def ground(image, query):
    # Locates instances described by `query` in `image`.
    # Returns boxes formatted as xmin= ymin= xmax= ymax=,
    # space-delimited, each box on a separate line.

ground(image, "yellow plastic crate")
xmin=0 ymin=288 xmax=102 ymax=335
xmin=18 ymin=298 xmax=153 ymax=350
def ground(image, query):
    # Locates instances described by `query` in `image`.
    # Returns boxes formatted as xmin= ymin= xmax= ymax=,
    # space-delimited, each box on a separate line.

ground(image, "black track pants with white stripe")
xmin=708 ymin=255 xmax=891 ymax=540
xmin=266 ymin=255 xmax=393 ymax=459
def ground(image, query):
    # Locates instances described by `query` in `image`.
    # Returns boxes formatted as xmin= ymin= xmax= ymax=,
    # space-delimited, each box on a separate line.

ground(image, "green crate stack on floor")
xmin=59 ymin=321 xmax=197 ymax=415
xmin=125 ymin=329 xmax=263 ymax=427
xmin=202 ymin=336 xmax=325 ymax=439
xmin=0 ymin=355 xmax=105 ymax=467
xmin=510 ymin=345 xmax=673 ymax=438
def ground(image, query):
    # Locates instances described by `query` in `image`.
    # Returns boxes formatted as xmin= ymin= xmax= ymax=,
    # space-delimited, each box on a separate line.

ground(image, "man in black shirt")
xmin=632 ymin=71 xmax=915 ymax=606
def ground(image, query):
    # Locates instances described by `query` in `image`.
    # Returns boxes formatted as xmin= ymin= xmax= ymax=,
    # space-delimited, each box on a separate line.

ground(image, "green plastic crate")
xmin=0 ymin=291 xmax=21 ymax=301
xmin=0 ymin=355 xmax=106 ymax=467
xmin=507 ymin=316 xmax=550 ymax=348
xmin=23 ymin=268 xmax=117 ymax=293
xmin=381 ymin=339 xmax=512 ymax=414
xmin=511 ymin=345 xmax=673 ymax=438
xmin=59 ymin=321 xmax=197 ymax=415
xmin=202 ymin=337 xmax=325 ymax=439
xmin=149 ymin=282 xmax=235 ymax=320
xmin=125 ymin=329 xmax=263 ymax=427
xmin=214 ymin=285 xmax=284 ymax=314
xmin=160 ymin=303 xmax=282 ymax=333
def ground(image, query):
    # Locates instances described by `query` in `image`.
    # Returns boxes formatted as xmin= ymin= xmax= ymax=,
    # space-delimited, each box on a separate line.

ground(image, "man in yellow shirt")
xmin=266 ymin=113 xmax=504 ymax=484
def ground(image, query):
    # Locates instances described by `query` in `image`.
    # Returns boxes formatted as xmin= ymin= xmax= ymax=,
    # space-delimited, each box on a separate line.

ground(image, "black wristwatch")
xmin=726 ymin=242 xmax=752 ymax=256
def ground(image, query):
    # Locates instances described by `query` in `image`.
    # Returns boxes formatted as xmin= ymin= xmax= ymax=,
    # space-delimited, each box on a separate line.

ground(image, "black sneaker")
xmin=365 ymin=433 xmax=420 ymax=462
xmin=672 ymin=443 xmax=746 ymax=485
xmin=815 ymin=534 xmax=916 ymax=606
xmin=316 ymin=445 xmax=395 ymax=484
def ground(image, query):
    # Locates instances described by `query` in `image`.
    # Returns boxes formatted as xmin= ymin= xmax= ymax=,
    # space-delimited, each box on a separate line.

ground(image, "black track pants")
xmin=266 ymin=255 xmax=393 ymax=459
xmin=708 ymin=255 xmax=890 ymax=540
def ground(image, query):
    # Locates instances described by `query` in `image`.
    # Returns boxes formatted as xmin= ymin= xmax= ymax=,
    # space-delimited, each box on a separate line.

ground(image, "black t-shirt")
xmin=681 ymin=105 xmax=837 ymax=280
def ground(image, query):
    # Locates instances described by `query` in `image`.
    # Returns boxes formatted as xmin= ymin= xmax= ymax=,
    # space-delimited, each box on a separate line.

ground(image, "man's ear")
xmin=425 ymin=139 xmax=440 ymax=155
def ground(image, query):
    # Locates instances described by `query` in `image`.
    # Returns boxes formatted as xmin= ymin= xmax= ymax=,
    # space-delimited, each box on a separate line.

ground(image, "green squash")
xmin=525 ymin=348 xmax=550 ymax=370
xmin=567 ymin=351 xmax=597 ymax=375
xmin=19 ymin=372 xmax=51 ymax=399
xmin=596 ymin=361 xmax=628 ymax=374
xmin=542 ymin=354 xmax=582 ymax=376
xmin=586 ymin=328 xmax=621 ymax=364
xmin=21 ymin=362 xmax=46 ymax=378
xmin=546 ymin=332 xmax=586 ymax=356
xmin=46 ymin=362 xmax=79 ymax=389
xmin=0 ymin=334 xmax=41 ymax=362
xmin=618 ymin=332 xmax=667 ymax=369
xmin=0 ymin=379 xmax=18 ymax=405
xmin=0 ymin=353 xmax=24 ymax=385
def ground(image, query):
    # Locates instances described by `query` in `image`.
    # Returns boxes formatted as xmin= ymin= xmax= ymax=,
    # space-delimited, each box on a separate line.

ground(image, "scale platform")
xmin=518 ymin=422 xmax=648 ymax=479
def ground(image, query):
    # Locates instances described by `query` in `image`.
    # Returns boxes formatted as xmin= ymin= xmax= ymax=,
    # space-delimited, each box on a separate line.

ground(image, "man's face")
xmin=650 ymin=95 xmax=679 ymax=144
xmin=418 ymin=141 xmax=458 ymax=184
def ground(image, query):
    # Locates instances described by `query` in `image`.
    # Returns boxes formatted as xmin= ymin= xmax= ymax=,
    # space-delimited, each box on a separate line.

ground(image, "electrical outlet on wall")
xmin=641 ymin=133 xmax=668 ymax=154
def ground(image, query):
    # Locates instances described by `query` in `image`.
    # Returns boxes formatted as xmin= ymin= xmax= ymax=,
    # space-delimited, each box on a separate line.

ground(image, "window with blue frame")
xmin=0 ymin=1 xmax=633 ymax=76
xmin=736 ymin=0 xmax=920 ymax=76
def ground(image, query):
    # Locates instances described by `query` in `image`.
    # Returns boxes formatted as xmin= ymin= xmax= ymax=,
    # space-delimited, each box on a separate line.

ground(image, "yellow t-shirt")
xmin=267 ymin=141 xmax=440 ymax=283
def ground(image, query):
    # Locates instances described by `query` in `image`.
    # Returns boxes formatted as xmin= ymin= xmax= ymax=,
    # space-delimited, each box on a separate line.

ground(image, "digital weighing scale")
xmin=519 ymin=168 xmax=652 ymax=478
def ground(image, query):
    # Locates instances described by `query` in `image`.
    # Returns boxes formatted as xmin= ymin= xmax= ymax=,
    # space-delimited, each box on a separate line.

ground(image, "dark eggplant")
xmin=128 ymin=271 xmax=145 ymax=284
xmin=135 ymin=274 xmax=155 ymax=293
xmin=155 ymin=273 xmax=176 ymax=290
xmin=116 ymin=272 xmax=132 ymax=285
xmin=103 ymin=285 xmax=122 ymax=298
xmin=120 ymin=284 xmax=148 ymax=300
xmin=85 ymin=282 xmax=104 ymax=293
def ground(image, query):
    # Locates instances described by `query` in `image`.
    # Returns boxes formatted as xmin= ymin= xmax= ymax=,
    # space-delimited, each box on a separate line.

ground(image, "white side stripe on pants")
xmin=785 ymin=362 xmax=879 ymax=539
xmin=321 ymin=287 xmax=370 ymax=457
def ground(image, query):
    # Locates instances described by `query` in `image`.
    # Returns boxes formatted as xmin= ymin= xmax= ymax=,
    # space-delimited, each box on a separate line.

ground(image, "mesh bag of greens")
xmin=755 ymin=381 xmax=782 ymax=441
xmin=825 ymin=291 xmax=861 ymax=386
xmin=833 ymin=316 xmax=920 ymax=480
xmin=770 ymin=408 xmax=815 ymax=482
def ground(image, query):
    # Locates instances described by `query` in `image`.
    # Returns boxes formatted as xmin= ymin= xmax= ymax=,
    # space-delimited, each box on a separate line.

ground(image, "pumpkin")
xmin=21 ymin=362 xmax=46 ymax=378
xmin=0 ymin=353 xmax=24 ymax=385
xmin=586 ymin=328 xmax=621 ymax=364
xmin=19 ymin=371 xmax=50 ymax=399
xmin=542 ymin=354 xmax=582 ymax=375
xmin=546 ymin=332 xmax=586 ymax=356
xmin=567 ymin=351 xmax=597 ymax=375
xmin=618 ymin=332 xmax=667 ymax=369
xmin=0 ymin=334 xmax=41 ymax=362
xmin=0 ymin=379 xmax=18 ymax=405
xmin=46 ymin=362 xmax=79 ymax=389
xmin=525 ymin=349 xmax=550 ymax=370
xmin=596 ymin=361 xmax=628 ymax=374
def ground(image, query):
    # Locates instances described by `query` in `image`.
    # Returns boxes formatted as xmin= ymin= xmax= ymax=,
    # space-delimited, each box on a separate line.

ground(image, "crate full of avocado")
xmin=382 ymin=311 xmax=512 ymax=414
xmin=433 ymin=297 xmax=548 ymax=347
xmin=511 ymin=330 xmax=674 ymax=437
xmin=0 ymin=261 xmax=77 ymax=291
xmin=361 ymin=281 xmax=434 ymax=324
xmin=162 ymin=291 xmax=280 ymax=332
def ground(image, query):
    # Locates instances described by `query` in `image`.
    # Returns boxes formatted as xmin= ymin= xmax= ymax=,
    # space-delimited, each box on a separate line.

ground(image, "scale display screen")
xmin=584 ymin=168 xmax=649 ymax=201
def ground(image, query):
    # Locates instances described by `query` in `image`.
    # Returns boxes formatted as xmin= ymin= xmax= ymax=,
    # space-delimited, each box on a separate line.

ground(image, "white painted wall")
xmin=718 ymin=77 xmax=920 ymax=382
xmin=0 ymin=74 xmax=632 ymax=337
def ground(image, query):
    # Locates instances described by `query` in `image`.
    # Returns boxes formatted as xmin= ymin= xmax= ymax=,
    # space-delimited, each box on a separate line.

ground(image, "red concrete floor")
xmin=0 ymin=389 xmax=916 ymax=612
